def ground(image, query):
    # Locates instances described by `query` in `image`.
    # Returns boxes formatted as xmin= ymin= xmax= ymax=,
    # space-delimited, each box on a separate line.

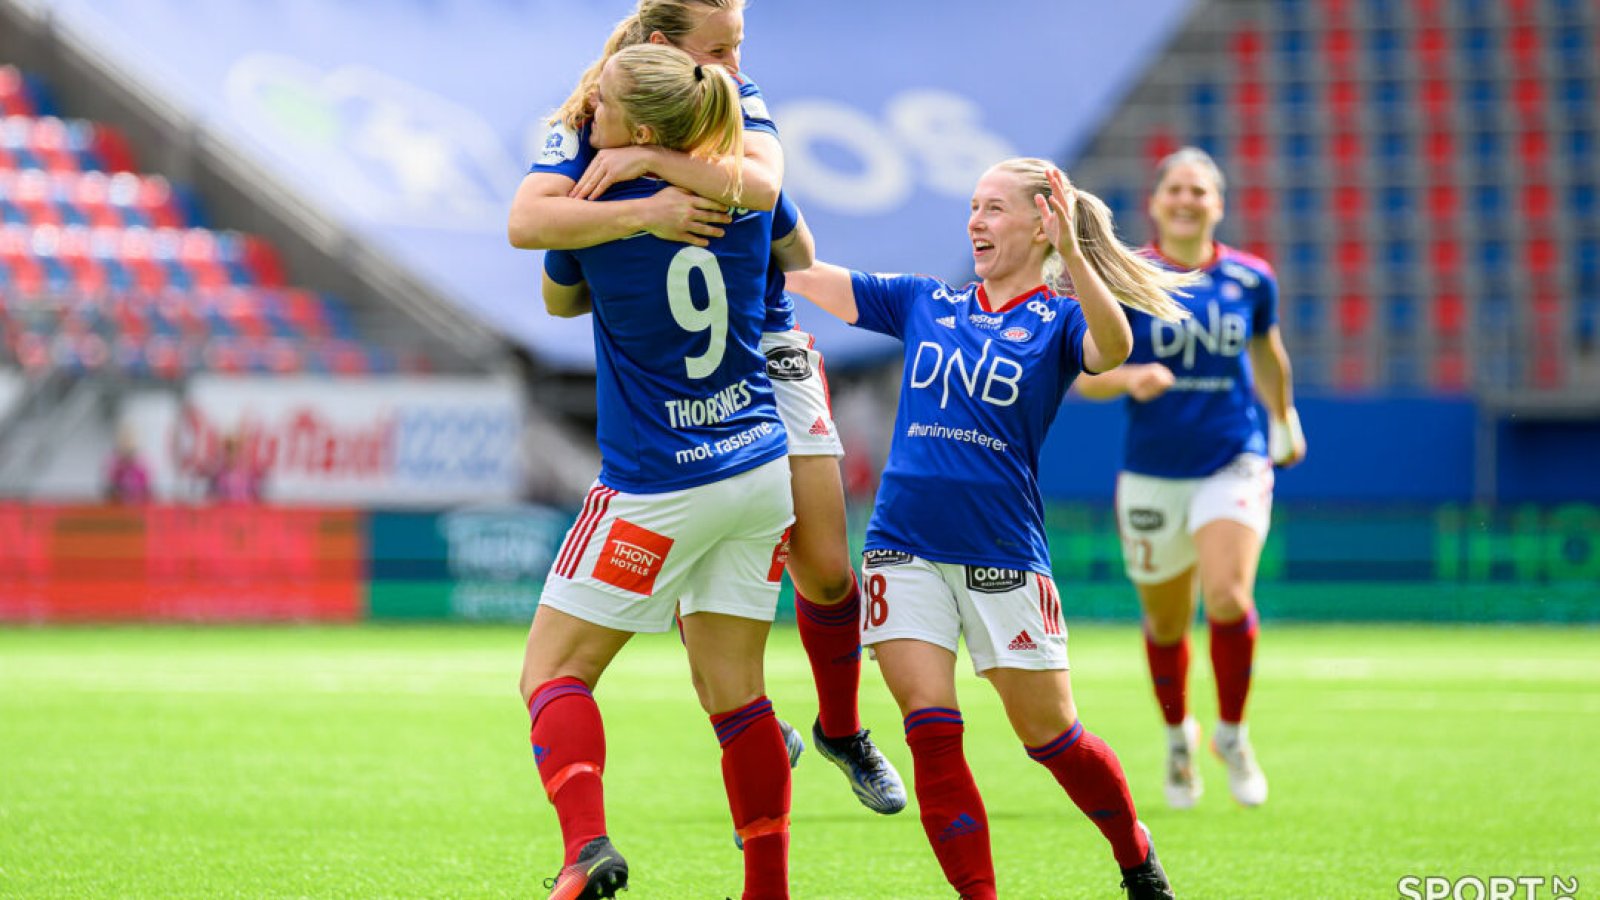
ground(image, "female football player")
xmin=508 ymin=0 xmax=905 ymax=819
xmin=785 ymin=158 xmax=1190 ymax=900
xmin=519 ymin=45 xmax=802 ymax=900
xmin=1074 ymin=146 xmax=1305 ymax=810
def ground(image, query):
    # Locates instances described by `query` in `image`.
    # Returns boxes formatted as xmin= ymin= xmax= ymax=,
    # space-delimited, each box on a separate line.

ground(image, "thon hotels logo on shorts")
xmin=965 ymin=566 xmax=1026 ymax=594
xmin=764 ymin=346 xmax=813 ymax=382
xmin=593 ymin=519 xmax=674 ymax=595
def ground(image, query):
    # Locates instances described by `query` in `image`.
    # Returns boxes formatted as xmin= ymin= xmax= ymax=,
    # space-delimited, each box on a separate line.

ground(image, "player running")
xmin=518 ymin=46 xmax=801 ymax=900
xmin=508 ymin=0 xmax=905 ymax=818
xmin=1074 ymin=147 xmax=1306 ymax=810
xmin=785 ymin=158 xmax=1192 ymax=900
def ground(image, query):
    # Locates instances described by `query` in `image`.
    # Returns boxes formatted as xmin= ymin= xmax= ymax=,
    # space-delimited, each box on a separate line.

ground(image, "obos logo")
xmin=764 ymin=346 xmax=813 ymax=382
xmin=864 ymin=549 xmax=914 ymax=568
xmin=1127 ymin=508 xmax=1165 ymax=531
xmin=1000 ymin=326 xmax=1032 ymax=343
xmin=965 ymin=566 xmax=1026 ymax=593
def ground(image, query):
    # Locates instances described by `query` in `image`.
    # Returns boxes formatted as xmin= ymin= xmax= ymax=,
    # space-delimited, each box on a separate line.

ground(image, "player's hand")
xmin=571 ymin=146 xmax=659 ymax=200
xmin=1127 ymin=364 xmax=1175 ymax=402
xmin=1269 ymin=408 xmax=1307 ymax=468
xmin=1034 ymin=167 xmax=1081 ymax=260
xmin=637 ymin=187 xmax=731 ymax=247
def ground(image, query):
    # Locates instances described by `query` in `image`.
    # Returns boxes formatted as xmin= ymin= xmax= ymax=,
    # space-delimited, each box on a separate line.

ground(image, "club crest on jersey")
xmin=764 ymin=346 xmax=812 ymax=382
xmin=1127 ymin=508 xmax=1165 ymax=532
xmin=965 ymin=566 xmax=1026 ymax=593
xmin=969 ymin=313 xmax=1003 ymax=329
xmin=999 ymin=326 xmax=1032 ymax=343
xmin=538 ymin=122 xmax=580 ymax=165
xmin=1220 ymin=281 xmax=1244 ymax=301
xmin=864 ymin=549 xmax=915 ymax=568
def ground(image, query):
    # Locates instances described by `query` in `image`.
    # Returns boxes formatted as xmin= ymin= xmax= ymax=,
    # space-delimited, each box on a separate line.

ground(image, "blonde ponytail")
xmin=610 ymin=44 xmax=744 ymax=181
xmin=994 ymin=158 xmax=1197 ymax=323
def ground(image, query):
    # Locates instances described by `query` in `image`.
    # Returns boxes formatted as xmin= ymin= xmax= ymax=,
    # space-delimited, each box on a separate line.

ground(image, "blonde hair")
xmin=608 ymin=44 xmax=743 ymax=164
xmin=554 ymin=0 xmax=742 ymax=130
xmin=991 ymin=157 xmax=1196 ymax=323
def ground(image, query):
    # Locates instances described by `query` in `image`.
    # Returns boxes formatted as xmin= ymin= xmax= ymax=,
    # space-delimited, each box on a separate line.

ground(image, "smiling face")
xmin=1149 ymin=161 xmax=1225 ymax=245
xmin=588 ymin=56 xmax=637 ymax=150
xmin=968 ymin=167 xmax=1049 ymax=285
xmin=653 ymin=6 xmax=744 ymax=72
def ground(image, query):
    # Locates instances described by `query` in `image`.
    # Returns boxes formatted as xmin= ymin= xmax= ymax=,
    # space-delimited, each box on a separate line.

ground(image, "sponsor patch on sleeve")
xmin=537 ymin=122 xmax=581 ymax=166
xmin=741 ymin=94 xmax=771 ymax=123
xmin=592 ymin=519 xmax=674 ymax=595
xmin=764 ymin=346 xmax=813 ymax=382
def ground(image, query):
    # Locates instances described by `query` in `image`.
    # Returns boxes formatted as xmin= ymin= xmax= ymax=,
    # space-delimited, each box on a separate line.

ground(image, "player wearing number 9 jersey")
xmin=516 ymin=46 xmax=798 ymax=900
xmin=787 ymin=158 xmax=1195 ymax=900
xmin=1075 ymin=147 xmax=1306 ymax=813
xmin=510 ymin=0 xmax=906 ymax=827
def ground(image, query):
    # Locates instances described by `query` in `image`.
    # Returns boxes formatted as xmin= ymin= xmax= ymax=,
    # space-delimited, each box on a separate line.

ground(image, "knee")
xmin=791 ymin=556 xmax=856 ymax=605
xmin=1142 ymin=609 xmax=1190 ymax=645
xmin=1203 ymin=583 xmax=1255 ymax=622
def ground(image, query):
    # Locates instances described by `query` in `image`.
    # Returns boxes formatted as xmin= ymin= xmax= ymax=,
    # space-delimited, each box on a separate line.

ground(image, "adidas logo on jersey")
xmin=809 ymin=417 xmax=830 ymax=436
xmin=935 ymin=315 xmax=956 ymax=329
xmin=1008 ymin=630 xmax=1038 ymax=651
xmin=938 ymin=813 xmax=983 ymax=843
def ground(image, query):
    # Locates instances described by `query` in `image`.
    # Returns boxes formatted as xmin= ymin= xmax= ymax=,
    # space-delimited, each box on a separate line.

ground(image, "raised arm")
xmin=785 ymin=262 xmax=857 ymax=324
xmin=1250 ymin=326 xmax=1306 ymax=465
xmin=570 ymin=131 xmax=783 ymax=211
xmin=1036 ymin=170 xmax=1132 ymax=373
xmin=509 ymin=173 xmax=734 ymax=251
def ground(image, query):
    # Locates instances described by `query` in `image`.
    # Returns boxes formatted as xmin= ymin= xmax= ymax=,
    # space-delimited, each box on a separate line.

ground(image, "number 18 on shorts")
xmin=859 ymin=550 xmax=1069 ymax=674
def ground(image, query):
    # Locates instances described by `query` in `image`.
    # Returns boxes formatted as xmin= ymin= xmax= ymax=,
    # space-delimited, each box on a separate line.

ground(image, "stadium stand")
xmin=0 ymin=64 xmax=419 ymax=378
xmin=1070 ymin=0 xmax=1600 ymax=399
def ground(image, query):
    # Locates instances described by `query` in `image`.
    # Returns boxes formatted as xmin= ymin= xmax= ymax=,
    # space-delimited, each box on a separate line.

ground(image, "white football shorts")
xmin=539 ymin=457 xmax=795 ymax=632
xmin=1115 ymin=453 xmax=1274 ymax=585
xmin=858 ymin=549 xmax=1068 ymax=674
xmin=761 ymin=329 xmax=844 ymax=458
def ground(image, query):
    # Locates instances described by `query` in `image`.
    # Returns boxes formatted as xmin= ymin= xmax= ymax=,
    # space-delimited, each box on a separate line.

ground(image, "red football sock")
xmin=1143 ymin=631 xmax=1191 ymax=726
xmin=711 ymin=697 xmax=791 ymax=900
xmin=527 ymin=677 xmax=607 ymax=865
xmin=904 ymin=708 xmax=995 ymax=900
xmin=795 ymin=576 xmax=862 ymax=739
xmin=1209 ymin=611 xmax=1259 ymax=724
xmin=1027 ymin=722 xmax=1150 ymax=869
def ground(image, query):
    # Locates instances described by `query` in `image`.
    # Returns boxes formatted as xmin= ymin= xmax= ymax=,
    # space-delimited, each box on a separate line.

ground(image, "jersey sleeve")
xmin=771 ymin=191 xmax=799 ymax=242
xmin=1252 ymin=266 xmax=1280 ymax=333
xmin=737 ymin=77 xmax=779 ymax=138
xmin=1060 ymin=301 xmax=1093 ymax=374
xmin=528 ymin=120 xmax=594 ymax=181
xmin=849 ymin=272 xmax=926 ymax=339
xmin=543 ymin=249 xmax=583 ymax=286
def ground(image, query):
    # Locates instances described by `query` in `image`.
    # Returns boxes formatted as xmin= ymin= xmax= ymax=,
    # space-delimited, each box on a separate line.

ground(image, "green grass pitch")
xmin=2 ymin=623 xmax=1597 ymax=898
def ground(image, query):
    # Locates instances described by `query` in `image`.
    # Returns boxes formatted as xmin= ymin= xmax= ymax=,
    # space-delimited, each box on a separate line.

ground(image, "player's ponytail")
xmin=993 ymin=157 xmax=1195 ymax=323
xmin=552 ymin=0 xmax=743 ymax=130
xmin=612 ymin=45 xmax=743 ymax=167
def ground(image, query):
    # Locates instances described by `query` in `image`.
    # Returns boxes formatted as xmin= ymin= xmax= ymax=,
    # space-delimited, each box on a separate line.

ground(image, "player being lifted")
xmin=1074 ymin=147 xmax=1306 ymax=809
xmin=786 ymin=159 xmax=1193 ymax=900
xmin=508 ymin=0 xmax=906 ymax=819
xmin=518 ymin=45 xmax=801 ymax=900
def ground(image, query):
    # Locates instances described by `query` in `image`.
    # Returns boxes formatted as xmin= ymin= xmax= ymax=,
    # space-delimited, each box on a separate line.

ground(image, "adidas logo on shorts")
xmin=1007 ymin=630 xmax=1038 ymax=651
xmin=809 ymin=416 xmax=830 ymax=436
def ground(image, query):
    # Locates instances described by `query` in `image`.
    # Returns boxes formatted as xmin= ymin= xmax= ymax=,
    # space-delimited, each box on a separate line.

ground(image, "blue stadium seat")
xmin=1282 ymin=131 xmax=1315 ymax=163
xmin=1368 ymin=30 xmax=1403 ymax=76
xmin=1288 ymin=240 xmax=1319 ymax=275
xmin=1469 ymin=130 xmax=1501 ymax=166
xmin=1464 ymin=80 xmax=1496 ymax=117
xmin=1559 ymin=78 xmax=1589 ymax=116
xmin=1572 ymin=183 xmax=1597 ymax=219
xmin=1566 ymin=129 xmax=1593 ymax=163
xmin=1387 ymin=292 xmax=1416 ymax=335
xmin=1380 ymin=185 xmax=1411 ymax=216
xmin=1384 ymin=240 xmax=1413 ymax=276
xmin=1377 ymin=131 xmax=1408 ymax=164
xmin=1478 ymin=240 xmax=1509 ymax=277
xmin=1277 ymin=31 xmax=1309 ymax=72
xmin=1285 ymin=185 xmax=1318 ymax=221
xmin=1458 ymin=28 xmax=1494 ymax=70
xmin=1555 ymin=28 xmax=1588 ymax=70
xmin=1369 ymin=80 xmax=1404 ymax=123
xmin=1473 ymin=185 xmax=1503 ymax=217
xmin=1292 ymin=293 xmax=1319 ymax=336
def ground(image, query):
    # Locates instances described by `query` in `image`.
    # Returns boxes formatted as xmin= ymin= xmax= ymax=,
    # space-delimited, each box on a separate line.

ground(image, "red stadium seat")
xmin=1433 ymin=289 xmax=1465 ymax=336
xmin=1414 ymin=28 xmax=1448 ymax=75
xmin=0 ymin=66 xmax=31 ymax=117
xmin=1427 ymin=185 xmax=1458 ymax=221
xmin=1519 ymin=130 xmax=1548 ymax=165
xmin=89 ymin=122 xmax=138 ymax=174
xmin=1323 ymin=29 xmax=1354 ymax=75
xmin=1333 ymin=185 xmax=1364 ymax=220
xmin=1336 ymin=352 xmax=1367 ymax=392
xmin=1513 ymin=79 xmax=1544 ymax=119
xmin=1526 ymin=237 xmax=1558 ymax=274
xmin=1433 ymin=347 xmax=1467 ymax=392
xmin=1337 ymin=293 xmax=1369 ymax=337
xmin=1231 ymin=27 xmax=1262 ymax=70
xmin=241 ymin=235 xmax=286 ymax=287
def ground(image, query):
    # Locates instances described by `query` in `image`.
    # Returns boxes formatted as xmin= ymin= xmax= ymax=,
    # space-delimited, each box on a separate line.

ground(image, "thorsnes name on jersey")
xmin=663 ymin=379 xmax=755 ymax=429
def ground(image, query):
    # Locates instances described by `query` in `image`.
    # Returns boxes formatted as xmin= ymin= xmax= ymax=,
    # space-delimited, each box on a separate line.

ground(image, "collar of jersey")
xmin=975 ymin=283 xmax=1050 ymax=314
xmin=1144 ymin=240 xmax=1224 ymax=272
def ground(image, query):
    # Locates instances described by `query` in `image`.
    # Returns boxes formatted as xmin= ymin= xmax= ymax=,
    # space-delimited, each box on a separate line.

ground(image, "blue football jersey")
xmin=850 ymin=273 xmax=1091 ymax=574
xmin=1120 ymin=243 xmax=1279 ymax=478
xmin=545 ymin=178 xmax=787 ymax=493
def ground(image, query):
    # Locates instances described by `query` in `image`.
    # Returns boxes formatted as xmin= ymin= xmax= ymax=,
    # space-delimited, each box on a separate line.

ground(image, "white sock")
xmin=1214 ymin=721 xmax=1245 ymax=747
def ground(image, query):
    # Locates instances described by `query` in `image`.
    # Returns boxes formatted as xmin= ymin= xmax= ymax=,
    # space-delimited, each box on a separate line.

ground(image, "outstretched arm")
xmin=785 ymin=263 xmax=857 ymax=324
xmin=570 ymin=132 xmax=783 ymax=211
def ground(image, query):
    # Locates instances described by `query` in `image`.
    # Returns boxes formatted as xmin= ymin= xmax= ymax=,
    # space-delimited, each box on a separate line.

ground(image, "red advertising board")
xmin=0 ymin=504 xmax=365 ymax=621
